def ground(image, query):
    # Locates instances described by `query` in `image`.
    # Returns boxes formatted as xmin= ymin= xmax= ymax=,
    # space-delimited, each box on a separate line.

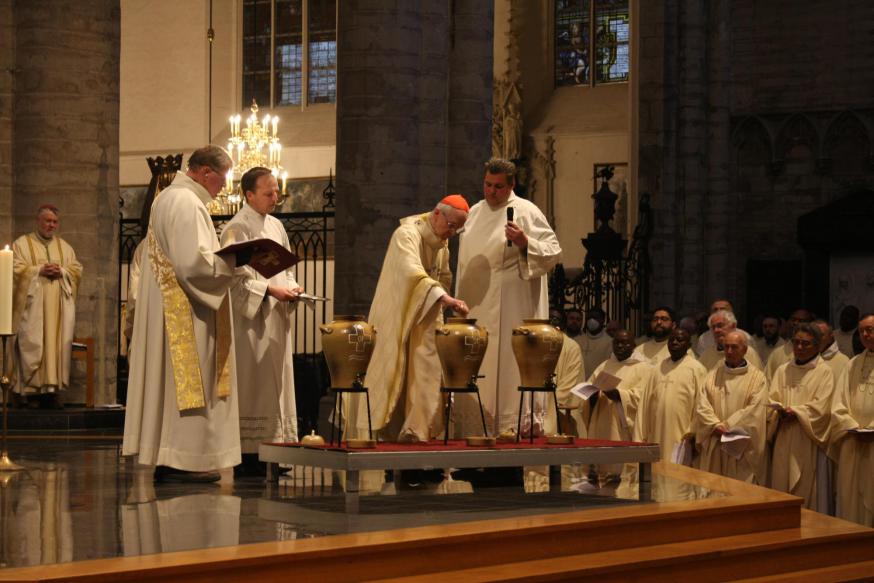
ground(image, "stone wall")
xmin=12 ymin=0 xmax=120 ymax=403
xmin=0 ymin=0 xmax=13 ymax=245
xmin=334 ymin=1 xmax=492 ymax=315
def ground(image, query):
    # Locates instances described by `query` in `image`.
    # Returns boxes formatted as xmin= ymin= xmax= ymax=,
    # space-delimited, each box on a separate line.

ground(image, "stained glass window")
xmin=555 ymin=0 xmax=629 ymax=87
xmin=242 ymin=0 xmax=337 ymax=107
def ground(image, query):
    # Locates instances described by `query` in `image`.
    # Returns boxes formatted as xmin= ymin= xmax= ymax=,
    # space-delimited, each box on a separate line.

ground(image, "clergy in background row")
xmin=456 ymin=158 xmax=561 ymax=437
xmin=123 ymin=145 xmax=255 ymax=482
xmin=221 ymin=167 xmax=301 ymax=474
xmin=693 ymin=331 xmax=768 ymax=484
xmin=362 ymin=195 xmax=470 ymax=442
xmin=12 ymin=205 xmax=82 ymax=409
xmin=584 ymin=330 xmax=651 ymax=480
xmin=634 ymin=329 xmax=707 ymax=463
xmin=765 ymin=308 xmax=814 ymax=380
xmin=576 ymin=307 xmax=613 ymax=379
xmin=543 ymin=309 xmax=584 ymax=437
xmin=634 ymin=307 xmax=675 ymax=365
xmin=829 ymin=313 xmax=874 ymax=526
xmin=835 ymin=305 xmax=860 ymax=358
xmin=754 ymin=315 xmax=785 ymax=365
xmin=814 ymin=319 xmax=850 ymax=381
xmin=697 ymin=310 xmax=763 ymax=372
xmin=767 ymin=322 xmax=835 ymax=512
xmin=695 ymin=299 xmax=736 ymax=355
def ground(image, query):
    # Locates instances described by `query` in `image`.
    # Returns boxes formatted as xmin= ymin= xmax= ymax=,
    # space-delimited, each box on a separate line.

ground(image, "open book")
xmin=569 ymin=370 xmax=622 ymax=401
xmin=216 ymin=238 xmax=299 ymax=279
xmin=720 ymin=427 xmax=751 ymax=459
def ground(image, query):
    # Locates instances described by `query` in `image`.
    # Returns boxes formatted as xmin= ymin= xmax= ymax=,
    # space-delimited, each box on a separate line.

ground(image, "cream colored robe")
xmin=634 ymin=353 xmax=708 ymax=462
xmin=820 ymin=341 xmax=850 ymax=381
xmin=221 ymin=204 xmax=299 ymax=452
xmin=456 ymin=192 xmax=561 ymax=435
xmin=829 ymin=350 xmax=874 ymax=526
xmin=698 ymin=343 xmax=763 ymax=373
xmin=755 ymin=337 xmax=786 ymax=367
xmin=543 ymin=334 xmax=584 ymax=436
xmin=633 ymin=338 xmax=670 ymax=365
xmin=12 ymin=232 xmax=82 ymax=394
xmin=358 ymin=213 xmax=451 ymax=442
xmin=122 ymin=173 xmax=241 ymax=471
xmin=693 ymin=363 xmax=768 ymax=484
xmin=835 ymin=328 xmax=856 ymax=359
xmin=584 ymin=354 xmax=652 ymax=476
xmin=576 ymin=330 xmax=613 ymax=380
xmin=766 ymin=341 xmax=794 ymax=381
xmin=767 ymin=357 xmax=835 ymax=512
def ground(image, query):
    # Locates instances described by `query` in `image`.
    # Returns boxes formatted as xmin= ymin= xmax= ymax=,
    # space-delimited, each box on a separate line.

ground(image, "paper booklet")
xmin=670 ymin=439 xmax=694 ymax=466
xmin=569 ymin=370 xmax=623 ymax=401
xmin=298 ymin=293 xmax=330 ymax=302
xmin=848 ymin=427 xmax=874 ymax=434
xmin=720 ymin=427 xmax=751 ymax=459
xmin=216 ymin=238 xmax=299 ymax=279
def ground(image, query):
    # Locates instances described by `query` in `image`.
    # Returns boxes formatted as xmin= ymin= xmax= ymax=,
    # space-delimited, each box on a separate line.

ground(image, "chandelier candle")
xmin=0 ymin=245 xmax=11 ymax=335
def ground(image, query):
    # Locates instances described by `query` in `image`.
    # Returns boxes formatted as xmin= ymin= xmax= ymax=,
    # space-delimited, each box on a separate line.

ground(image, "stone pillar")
xmin=335 ymin=1 xmax=492 ymax=314
xmin=0 ymin=0 xmax=13 ymax=245
xmin=13 ymin=0 xmax=120 ymax=404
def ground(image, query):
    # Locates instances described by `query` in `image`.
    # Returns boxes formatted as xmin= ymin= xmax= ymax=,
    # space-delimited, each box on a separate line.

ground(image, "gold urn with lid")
xmin=511 ymin=318 xmax=563 ymax=387
xmin=435 ymin=318 xmax=488 ymax=388
xmin=319 ymin=315 xmax=376 ymax=388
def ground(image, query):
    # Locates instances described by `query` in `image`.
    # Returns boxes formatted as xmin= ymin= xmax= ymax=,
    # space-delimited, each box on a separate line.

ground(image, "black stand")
xmin=441 ymin=375 xmax=487 ymax=445
xmin=330 ymin=375 xmax=372 ymax=445
xmin=516 ymin=375 xmax=561 ymax=444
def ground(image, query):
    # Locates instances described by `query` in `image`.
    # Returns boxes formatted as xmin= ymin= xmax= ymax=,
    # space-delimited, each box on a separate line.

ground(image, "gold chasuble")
xmin=767 ymin=357 xmax=835 ymax=511
xmin=12 ymin=233 xmax=82 ymax=394
xmin=356 ymin=213 xmax=451 ymax=441
xmin=693 ymin=363 xmax=768 ymax=484
xmin=829 ymin=350 xmax=874 ymax=526
xmin=122 ymin=173 xmax=240 ymax=472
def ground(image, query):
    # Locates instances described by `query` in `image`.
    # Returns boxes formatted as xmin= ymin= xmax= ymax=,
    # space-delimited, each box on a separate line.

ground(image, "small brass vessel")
xmin=301 ymin=430 xmax=325 ymax=446
xmin=345 ymin=438 xmax=377 ymax=449
xmin=465 ymin=436 xmax=497 ymax=447
xmin=496 ymin=430 xmax=517 ymax=443
xmin=546 ymin=434 xmax=574 ymax=445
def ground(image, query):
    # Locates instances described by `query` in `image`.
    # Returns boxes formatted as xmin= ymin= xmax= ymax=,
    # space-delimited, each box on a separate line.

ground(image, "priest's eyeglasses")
xmin=443 ymin=218 xmax=465 ymax=234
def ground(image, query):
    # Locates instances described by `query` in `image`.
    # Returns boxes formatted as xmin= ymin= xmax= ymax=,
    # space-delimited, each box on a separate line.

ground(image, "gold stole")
xmin=147 ymin=228 xmax=231 ymax=411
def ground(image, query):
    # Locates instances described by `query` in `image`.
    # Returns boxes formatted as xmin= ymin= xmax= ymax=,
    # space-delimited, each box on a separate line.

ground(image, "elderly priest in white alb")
xmin=221 ymin=167 xmax=301 ymax=474
xmin=456 ymin=158 xmax=561 ymax=437
xmin=12 ymin=204 xmax=82 ymax=408
xmin=123 ymin=146 xmax=255 ymax=482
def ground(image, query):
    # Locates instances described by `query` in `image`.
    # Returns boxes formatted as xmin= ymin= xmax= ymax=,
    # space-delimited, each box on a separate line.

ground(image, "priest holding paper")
xmin=828 ymin=313 xmax=874 ymax=526
xmin=581 ymin=329 xmax=652 ymax=479
xmin=12 ymin=204 xmax=82 ymax=408
xmin=456 ymin=158 xmax=562 ymax=436
xmin=358 ymin=195 xmax=470 ymax=442
xmin=221 ymin=167 xmax=301 ymax=473
xmin=123 ymin=145 xmax=258 ymax=482
xmin=634 ymin=329 xmax=707 ymax=464
xmin=693 ymin=331 xmax=768 ymax=484
xmin=767 ymin=322 xmax=836 ymax=511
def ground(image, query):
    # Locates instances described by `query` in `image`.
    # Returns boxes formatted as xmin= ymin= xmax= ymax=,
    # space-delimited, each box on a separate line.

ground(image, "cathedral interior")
xmin=0 ymin=0 xmax=873 ymax=580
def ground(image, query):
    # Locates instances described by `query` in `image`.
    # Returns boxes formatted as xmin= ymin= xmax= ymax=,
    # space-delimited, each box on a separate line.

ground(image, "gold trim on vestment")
xmin=147 ymin=229 xmax=231 ymax=411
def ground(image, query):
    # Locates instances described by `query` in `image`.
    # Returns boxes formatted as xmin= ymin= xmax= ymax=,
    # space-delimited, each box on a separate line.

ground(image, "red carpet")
xmin=270 ymin=437 xmax=647 ymax=452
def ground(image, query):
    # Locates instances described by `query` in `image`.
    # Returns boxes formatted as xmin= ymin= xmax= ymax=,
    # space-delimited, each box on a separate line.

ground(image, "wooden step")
xmin=735 ymin=559 xmax=874 ymax=582
xmin=370 ymin=511 xmax=874 ymax=582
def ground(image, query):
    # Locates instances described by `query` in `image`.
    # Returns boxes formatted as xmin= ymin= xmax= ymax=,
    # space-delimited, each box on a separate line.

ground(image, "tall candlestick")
xmin=281 ymin=172 xmax=288 ymax=194
xmin=272 ymin=117 xmax=278 ymax=138
xmin=0 ymin=246 xmax=12 ymax=335
xmin=225 ymin=170 xmax=233 ymax=194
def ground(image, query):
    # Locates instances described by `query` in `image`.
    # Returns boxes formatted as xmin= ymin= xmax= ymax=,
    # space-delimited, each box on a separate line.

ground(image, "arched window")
xmin=242 ymin=0 xmax=337 ymax=107
xmin=555 ymin=0 xmax=629 ymax=87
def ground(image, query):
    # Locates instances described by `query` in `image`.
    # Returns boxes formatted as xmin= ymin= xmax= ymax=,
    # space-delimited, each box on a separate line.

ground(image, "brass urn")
xmin=319 ymin=315 xmax=376 ymax=388
xmin=511 ymin=318 xmax=563 ymax=387
xmin=435 ymin=318 xmax=489 ymax=388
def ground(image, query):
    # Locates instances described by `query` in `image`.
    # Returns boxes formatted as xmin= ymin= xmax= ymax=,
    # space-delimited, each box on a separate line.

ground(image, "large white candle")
xmin=0 ymin=245 xmax=12 ymax=335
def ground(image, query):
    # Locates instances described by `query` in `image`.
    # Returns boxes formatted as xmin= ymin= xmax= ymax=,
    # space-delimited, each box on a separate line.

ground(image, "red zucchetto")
xmin=440 ymin=194 xmax=469 ymax=213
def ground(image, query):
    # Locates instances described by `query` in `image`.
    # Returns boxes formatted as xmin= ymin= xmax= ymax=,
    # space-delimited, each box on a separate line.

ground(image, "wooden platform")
xmin=0 ymin=462 xmax=871 ymax=582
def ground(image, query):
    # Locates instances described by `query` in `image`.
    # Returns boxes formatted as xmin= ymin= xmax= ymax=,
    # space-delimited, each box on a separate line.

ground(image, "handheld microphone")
xmin=506 ymin=207 xmax=514 ymax=247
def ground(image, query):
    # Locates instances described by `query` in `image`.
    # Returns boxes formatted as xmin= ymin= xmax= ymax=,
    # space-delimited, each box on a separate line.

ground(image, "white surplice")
xmin=12 ymin=233 xmax=82 ymax=394
xmin=122 ymin=173 xmax=241 ymax=471
xmin=634 ymin=338 xmax=670 ymax=366
xmin=221 ymin=204 xmax=299 ymax=451
xmin=456 ymin=192 xmax=561 ymax=435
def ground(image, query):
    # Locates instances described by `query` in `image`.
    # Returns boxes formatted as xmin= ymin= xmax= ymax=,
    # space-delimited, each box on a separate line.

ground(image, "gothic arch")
xmin=731 ymin=116 xmax=775 ymax=182
xmin=774 ymin=113 xmax=820 ymax=163
xmin=822 ymin=110 xmax=872 ymax=174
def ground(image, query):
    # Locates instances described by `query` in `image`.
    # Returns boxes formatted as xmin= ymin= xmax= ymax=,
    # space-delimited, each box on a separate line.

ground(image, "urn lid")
xmin=445 ymin=317 xmax=478 ymax=325
xmin=332 ymin=315 xmax=367 ymax=321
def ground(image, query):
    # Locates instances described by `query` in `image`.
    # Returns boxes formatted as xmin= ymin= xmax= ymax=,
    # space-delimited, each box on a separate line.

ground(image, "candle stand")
xmin=0 ymin=334 xmax=23 ymax=472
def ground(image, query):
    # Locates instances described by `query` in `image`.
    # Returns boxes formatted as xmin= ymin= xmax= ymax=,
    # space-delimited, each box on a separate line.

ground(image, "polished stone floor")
xmin=0 ymin=439 xmax=720 ymax=569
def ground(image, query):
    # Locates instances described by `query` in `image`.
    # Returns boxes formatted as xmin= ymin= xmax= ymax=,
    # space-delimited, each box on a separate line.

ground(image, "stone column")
xmin=335 ymin=1 xmax=492 ymax=314
xmin=13 ymin=0 xmax=120 ymax=404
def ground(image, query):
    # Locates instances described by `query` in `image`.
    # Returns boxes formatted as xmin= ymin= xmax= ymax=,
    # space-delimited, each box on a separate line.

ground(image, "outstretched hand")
xmin=440 ymin=294 xmax=469 ymax=316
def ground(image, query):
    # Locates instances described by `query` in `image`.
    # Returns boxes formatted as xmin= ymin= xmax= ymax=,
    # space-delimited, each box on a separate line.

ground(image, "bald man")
xmin=814 ymin=319 xmax=850 ymax=381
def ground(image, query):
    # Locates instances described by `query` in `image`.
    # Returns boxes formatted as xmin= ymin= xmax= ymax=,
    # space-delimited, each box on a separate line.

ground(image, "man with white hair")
xmin=12 ymin=204 xmax=83 ymax=408
xmin=697 ymin=310 xmax=763 ymax=372
xmin=696 ymin=299 xmax=751 ymax=355
xmin=362 ymin=195 xmax=470 ymax=442
xmin=693 ymin=330 xmax=768 ymax=484
xmin=813 ymin=319 xmax=850 ymax=381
